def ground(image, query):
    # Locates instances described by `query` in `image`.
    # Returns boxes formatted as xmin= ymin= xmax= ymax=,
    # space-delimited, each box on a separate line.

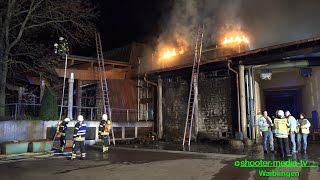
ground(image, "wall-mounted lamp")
xmin=260 ymin=69 xmax=272 ymax=80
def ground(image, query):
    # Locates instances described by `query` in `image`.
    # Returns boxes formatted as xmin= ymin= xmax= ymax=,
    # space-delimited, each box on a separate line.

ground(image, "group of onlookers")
xmin=258 ymin=110 xmax=311 ymax=158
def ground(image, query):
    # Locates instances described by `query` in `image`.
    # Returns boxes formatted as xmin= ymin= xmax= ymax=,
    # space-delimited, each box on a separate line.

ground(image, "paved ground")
xmin=0 ymin=142 xmax=320 ymax=180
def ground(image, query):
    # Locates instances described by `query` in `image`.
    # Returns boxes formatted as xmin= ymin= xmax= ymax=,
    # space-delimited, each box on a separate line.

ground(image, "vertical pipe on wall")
xmin=76 ymin=80 xmax=82 ymax=116
xmin=227 ymin=60 xmax=241 ymax=132
xmin=157 ymin=75 xmax=163 ymax=139
xmin=251 ymin=67 xmax=257 ymax=143
xmin=248 ymin=68 xmax=255 ymax=140
xmin=68 ymin=73 xmax=74 ymax=120
xmin=245 ymin=71 xmax=251 ymax=140
xmin=137 ymin=77 xmax=140 ymax=121
xmin=239 ymin=65 xmax=248 ymax=139
xmin=146 ymin=82 xmax=149 ymax=121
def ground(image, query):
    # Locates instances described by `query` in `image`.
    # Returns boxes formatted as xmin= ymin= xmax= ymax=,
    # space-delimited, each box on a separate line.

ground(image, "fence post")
xmin=122 ymin=127 xmax=125 ymax=139
xmin=135 ymin=126 xmax=138 ymax=138
xmin=90 ymin=107 xmax=93 ymax=121
xmin=126 ymin=109 xmax=129 ymax=121
xmin=15 ymin=104 xmax=17 ymax=120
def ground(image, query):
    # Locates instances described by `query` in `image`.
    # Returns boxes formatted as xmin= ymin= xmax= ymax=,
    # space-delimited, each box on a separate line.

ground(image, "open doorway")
xmin=264 ymin=89 xmax=302 ymax=118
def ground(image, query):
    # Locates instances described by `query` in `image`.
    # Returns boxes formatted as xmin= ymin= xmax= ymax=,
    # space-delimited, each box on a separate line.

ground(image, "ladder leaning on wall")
xmin=182 ymin=25 xmax=204 ymax=146
xmin=95 ymin=31 xmax=116 ymax=146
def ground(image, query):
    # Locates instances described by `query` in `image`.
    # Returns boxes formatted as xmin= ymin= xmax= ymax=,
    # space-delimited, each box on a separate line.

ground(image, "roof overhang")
xmin=143 ymin=36 xmax=320 ymax=77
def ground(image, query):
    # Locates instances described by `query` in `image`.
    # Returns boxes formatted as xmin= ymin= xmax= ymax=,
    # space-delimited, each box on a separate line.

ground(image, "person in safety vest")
xmin=258 ymin=110 xmax=275 ymax=154
xmin=285 ymin=110 xmax=298 ymax=154
xmin=99 ymin=114 xmax=112 ymax=153
xmin=57 ymin=118 xmax=70 ymax=152
xmin=297 ymin=112 xmax=311 ymax=154
xmin=274 ymin=110 xmax=291 ymax=158
xmin=70 ymin=115 xmax=87 ymax=160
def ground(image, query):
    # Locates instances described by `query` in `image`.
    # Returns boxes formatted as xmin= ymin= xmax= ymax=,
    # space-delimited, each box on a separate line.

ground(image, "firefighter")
xmin=57 ymin=117 xmax=70 ymax=152
xmin=99 ymin=114 xmax=111 ymax=153
xmin=274 ymin=110 xmax=291 ymax=158
xmin=70 ymin=115 xmax=87 ymax=160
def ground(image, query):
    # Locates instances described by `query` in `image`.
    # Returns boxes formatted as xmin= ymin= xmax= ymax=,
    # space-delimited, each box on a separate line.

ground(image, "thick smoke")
xmin=158 ymin=0 xmax=320 ymax=50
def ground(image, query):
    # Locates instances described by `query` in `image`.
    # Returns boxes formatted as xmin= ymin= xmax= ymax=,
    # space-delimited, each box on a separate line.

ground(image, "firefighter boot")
xmin=103 ymin=146 xmax=109 ymax=153
xmin=80 ymin=153 xmax=86 ymax=160
xmin=69 ymin=153 xmax=76 ymax=160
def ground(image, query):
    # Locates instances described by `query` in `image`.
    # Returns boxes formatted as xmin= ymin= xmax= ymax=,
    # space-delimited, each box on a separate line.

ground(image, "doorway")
xmin=264 ymin=89 xmax=302 ymax=118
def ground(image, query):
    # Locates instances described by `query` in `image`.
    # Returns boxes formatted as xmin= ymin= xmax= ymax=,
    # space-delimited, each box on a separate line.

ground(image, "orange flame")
xmin=159 ymin=47 xmax=184 ymax=60
xmin=157 ymin=32 xmax=187 ymax=61
xmin=222 ymin=35 xmax=249 ymax=45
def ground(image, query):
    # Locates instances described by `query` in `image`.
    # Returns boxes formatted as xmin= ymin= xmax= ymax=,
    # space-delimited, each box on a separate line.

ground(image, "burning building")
xmin=3 ymin=29 xmax=320 ymax=145
xmin=138 ymin=32 xmax=320 ymax=144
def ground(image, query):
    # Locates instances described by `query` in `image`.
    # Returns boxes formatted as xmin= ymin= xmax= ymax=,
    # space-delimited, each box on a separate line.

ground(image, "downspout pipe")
xmin=227 ymin=60 xmax=241 ymax=132
xmin=144 ymin=73 xmax=157 ymax=87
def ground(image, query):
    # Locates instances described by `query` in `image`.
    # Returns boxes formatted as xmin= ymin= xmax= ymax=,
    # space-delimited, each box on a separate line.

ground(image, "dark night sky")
xmin=75 ymin=0 xmax=171 ymax=56
xmin=77 ymin=0 xmax=320 ymax=56
xmin=98 ymin=0 xmax=171 ymax=51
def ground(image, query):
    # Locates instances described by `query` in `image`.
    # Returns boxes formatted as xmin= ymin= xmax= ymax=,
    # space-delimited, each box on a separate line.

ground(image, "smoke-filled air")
xmin=156 ymin=0 xmax=320 ymax=55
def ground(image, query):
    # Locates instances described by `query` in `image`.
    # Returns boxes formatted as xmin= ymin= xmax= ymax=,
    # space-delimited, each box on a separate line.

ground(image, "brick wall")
xmin=198 ymin=74 xmax=232 ymax=138
xmin=162 ymin=70 xmax=233 ymax=141
xmin=162 ymin=76 xmax=189 ymax=141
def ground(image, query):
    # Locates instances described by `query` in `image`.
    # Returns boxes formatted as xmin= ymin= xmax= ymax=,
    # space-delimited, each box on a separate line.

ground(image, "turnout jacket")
xmin=99 ymin=120 xmax=111 ymax=136
xmin=57 ymin=121 xmax=68 ymax=136
xmin=73 ymin=121 xmax=87 ymax=141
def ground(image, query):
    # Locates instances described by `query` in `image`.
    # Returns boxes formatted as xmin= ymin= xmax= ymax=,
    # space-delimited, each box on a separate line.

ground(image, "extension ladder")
xmin=95 ymin=32 xmax=116 ymax=146
xmin=182 ymin=25 xmax=204 ymax=146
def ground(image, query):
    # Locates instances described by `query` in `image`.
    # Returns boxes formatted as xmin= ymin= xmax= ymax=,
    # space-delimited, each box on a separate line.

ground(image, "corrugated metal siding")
xmin=108 ymin=79 xmax=137 ymax=109
xmin=107 ymin=79 xmax=138 ymax=122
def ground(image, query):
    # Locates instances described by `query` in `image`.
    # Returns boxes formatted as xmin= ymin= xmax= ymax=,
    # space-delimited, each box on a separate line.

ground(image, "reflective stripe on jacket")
xmin=58 ymin=121 xmax=68 ymax=135
xmin=258 ymin=116 xmax=271 ymax=132
xmin=274 ymin=118 xmax=288 ymax=138
xmin=74 ymin=121 xmax=87 ymax=141
xmin=297 ymin=119 xmax=311 ymax=134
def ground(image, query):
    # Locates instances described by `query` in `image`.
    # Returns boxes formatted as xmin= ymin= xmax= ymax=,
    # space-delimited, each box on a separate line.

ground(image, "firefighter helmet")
xmin=64 ymin=118 xmax=70 ymax=122
xmin=77 ymin=115 xmax=84 ymax=121
xmin=277 ymin=110 xmax=284 ymax=118
xmin=102 ymin=114 xmax=108 ymax=121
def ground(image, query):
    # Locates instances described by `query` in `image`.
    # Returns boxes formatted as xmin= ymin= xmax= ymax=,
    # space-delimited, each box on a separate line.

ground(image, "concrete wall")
xmin=260 ymin=70 xmax=305 ymax=90
xmin=0 ymin=120 xmax=45 ymax=143
xmin=302 ymin=67 xmax=320 ymax=127
xmin=162 ymin=71 xmax=232 ymax=141
xmin=0 ymin=120 xmax=153 ymax=145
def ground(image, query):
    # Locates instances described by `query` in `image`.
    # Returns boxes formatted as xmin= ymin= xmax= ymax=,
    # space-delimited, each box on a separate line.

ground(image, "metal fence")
xmin=4 ymin=103 xmax=151 ymax=121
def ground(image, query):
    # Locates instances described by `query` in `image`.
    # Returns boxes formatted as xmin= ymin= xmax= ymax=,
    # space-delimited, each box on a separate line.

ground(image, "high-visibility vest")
xmin=274 ymin=118 xmax=288 ymax=138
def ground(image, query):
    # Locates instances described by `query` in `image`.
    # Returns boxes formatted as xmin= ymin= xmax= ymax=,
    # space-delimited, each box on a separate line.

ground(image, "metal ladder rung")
xmin=183 ymin=25 xmax=204 ymax=146
xmin=95 ymin=31 xmax=115 ymax=146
